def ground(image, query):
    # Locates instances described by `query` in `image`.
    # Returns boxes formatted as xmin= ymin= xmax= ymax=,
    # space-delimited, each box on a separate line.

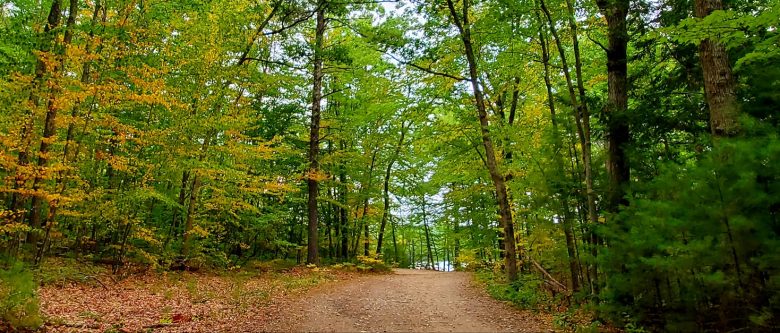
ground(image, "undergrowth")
xmin=473 ymin=269 xmax=605 ymax=332
xmin=0 ymin=263 xmax=43 ymax=331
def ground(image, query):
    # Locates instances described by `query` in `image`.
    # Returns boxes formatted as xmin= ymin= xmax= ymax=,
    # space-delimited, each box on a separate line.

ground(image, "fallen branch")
xmin=529 ymin=257 xmax=568 ymax=293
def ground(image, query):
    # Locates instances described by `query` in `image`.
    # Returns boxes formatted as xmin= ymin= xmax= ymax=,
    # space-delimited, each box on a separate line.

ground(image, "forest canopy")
xmin=0 ymin=0 xmax=779 ymax=331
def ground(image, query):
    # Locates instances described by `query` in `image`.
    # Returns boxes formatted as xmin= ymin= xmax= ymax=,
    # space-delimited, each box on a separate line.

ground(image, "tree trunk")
xmin=422 ymin=197 xmax=434 ymax=269
xmin=391 ymin=215 xmax=399 ymax=263
xmin=376 ymin=122 xmax=407 ymax=255
xmin=538 ymin=22 xmax=581 ymax=292
xmin=10 ymin=0 xmax=65 ymax=222
xmin=306 ymin=3 xmax=326 ymax=265
xmin=339 ymin=166 xmax=349 ymax=260
xmin=355 ymin=149 xmax=377 ymax=257
xmin=30 ymin=0 xmax=75 ymax=245
xmin=595 ymin=0 xmax=630 ymax=213
xmin=182 ymin=176 xmax=200 ymax=257
xmin=182 ymin=134 xmax=212 ymax=257
xmin=694 ymin=0 xmax=740 ymax=137
xmin=168 ymin=170 xmax=189 ymax=246
xmin=445 ymin=0 xmax=518 ymax=282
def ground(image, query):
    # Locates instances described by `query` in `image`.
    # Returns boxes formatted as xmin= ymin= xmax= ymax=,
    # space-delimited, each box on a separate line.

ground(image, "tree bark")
xmin=306 ymin=3 xmax=326 ymax=265
xmin=694 ymin=0 xmax=740 ymax=137
xmin=445 ymin=0 xmax=518 ymax=282
xmin=595 ymin=0 xmax=631 ymax=213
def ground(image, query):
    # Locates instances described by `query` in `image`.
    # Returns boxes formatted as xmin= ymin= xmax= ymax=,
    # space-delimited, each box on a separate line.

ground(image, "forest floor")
xmin=39 ymin=267 xmax=552 ymax=332
xmin=261 ymin=269 xmax=553 ymax=332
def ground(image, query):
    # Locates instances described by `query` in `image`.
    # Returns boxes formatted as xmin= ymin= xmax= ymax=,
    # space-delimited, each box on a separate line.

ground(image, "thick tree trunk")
xmin=306 ymin=4 xmax=326 ymax=265
xmin=694 ymin=0 xmax=740 ymax=137
xmin=594 ymin=0 xmax=630 ymax=296
xmin=446 ymin=0 xmax=519 ymax=282
xmin=596 ymin=0 xmax=630 ymax=213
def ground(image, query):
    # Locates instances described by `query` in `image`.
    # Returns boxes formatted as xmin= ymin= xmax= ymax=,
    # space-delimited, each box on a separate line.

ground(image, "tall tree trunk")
xmin=306 ymin=3 xmax=326 ymax=265
xmin=339 ymin=164 xmax=349 ymax=260
xmin=32 ymin=0 xmax=83 ymax=262
xmin=376 ymin=122 xmax=407 ymax=255
xmin=391 ymin=215 xmax=399 ymax=263
xmin=453 ymin=219 xmax=460 ymax=269
xmin=538 ymin=0 xmax=598 ymax=229
xmin=12 ymin=0 xmax=64 ymax=225
xmin=694 ymin=0 xmax=740 ymax=137
xmin=538 ymin=22 xmax=581 ymax=292
xmin=445 ymin=0 xmax=518 ymax=282
xmin=355 ymin=149 xmax=377 ymax=257
xmin=364 ymin=214 xmax=370 ymax=256
xmin=326 ymin=187 xmax=334 ymax=259
xmin=421 ymin=196 xmax=434 ymax=269
xmin=183 ymin=134 xmax=212 ymax=257
xmin=30 ymin=0 xmax=76 ymax=246
xmin=595 ymin=0 xmax=630 ymax=213
xmin=167 ymin=170 xmax=189 ymax=247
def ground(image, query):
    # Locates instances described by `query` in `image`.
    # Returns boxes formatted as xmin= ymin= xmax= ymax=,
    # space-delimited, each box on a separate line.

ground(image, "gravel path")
xmin=263 ymin=269 xmax=552 ymax=332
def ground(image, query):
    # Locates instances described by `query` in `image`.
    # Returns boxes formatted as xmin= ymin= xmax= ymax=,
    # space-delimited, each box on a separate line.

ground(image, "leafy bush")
xmin=474 ymin=270 xmax=550 ymax=310
xmin=0 ymin=263 xmax=43 ymax=330
xmin=331 ymin=262 xmax=357 ymax=272
xmin=356 ymin=255 xmax=391 ymax=272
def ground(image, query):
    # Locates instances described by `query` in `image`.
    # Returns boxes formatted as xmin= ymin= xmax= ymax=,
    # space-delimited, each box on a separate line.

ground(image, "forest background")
xmin=0 ymin=0 xmax=778 ymax=331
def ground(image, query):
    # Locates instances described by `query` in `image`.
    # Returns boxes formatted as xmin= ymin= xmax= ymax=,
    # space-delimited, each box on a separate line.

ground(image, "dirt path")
xmin=262 ymin=269 xmax=552 ymax=332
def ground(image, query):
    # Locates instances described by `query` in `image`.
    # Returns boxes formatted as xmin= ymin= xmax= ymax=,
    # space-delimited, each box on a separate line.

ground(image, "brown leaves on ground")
xmin=39 ymin=267 xmax=355 ymax=333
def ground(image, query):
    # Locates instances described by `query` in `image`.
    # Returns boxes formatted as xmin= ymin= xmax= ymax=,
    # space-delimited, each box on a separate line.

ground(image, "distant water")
xmin=410 ymin=261 xmax=458 ymax=272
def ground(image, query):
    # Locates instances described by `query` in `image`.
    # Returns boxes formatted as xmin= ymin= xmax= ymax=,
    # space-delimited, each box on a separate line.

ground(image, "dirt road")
xmin=262 ymin=269 xmax=552 ymax=332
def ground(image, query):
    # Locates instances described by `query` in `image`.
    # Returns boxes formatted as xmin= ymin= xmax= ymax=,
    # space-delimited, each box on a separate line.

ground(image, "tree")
xmin=694 ymin=0 xmax=740 ymax=136
xmin=307 ymin=1 xmax=327 ymax=265
xmin=444 ymin=0 xmax=518 ymax=282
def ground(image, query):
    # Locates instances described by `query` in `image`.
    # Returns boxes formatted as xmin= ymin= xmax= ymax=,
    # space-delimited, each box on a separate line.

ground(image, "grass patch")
xmin=1 ymin=263 xmax=43 ymax=330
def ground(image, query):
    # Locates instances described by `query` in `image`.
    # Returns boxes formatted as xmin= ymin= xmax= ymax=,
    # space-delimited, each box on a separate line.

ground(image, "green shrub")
xmin=331 ymin=262 xmax=357 ymax=272
xmin=356 ymin=255 xmax=391 ymax=272
xmin=0 ymin=263 xmax=43 ymax=330
xmin=475 ymin=270 xmax=550 ymax=310
xmin=600 ymin=135 xmax=780 ymax=331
